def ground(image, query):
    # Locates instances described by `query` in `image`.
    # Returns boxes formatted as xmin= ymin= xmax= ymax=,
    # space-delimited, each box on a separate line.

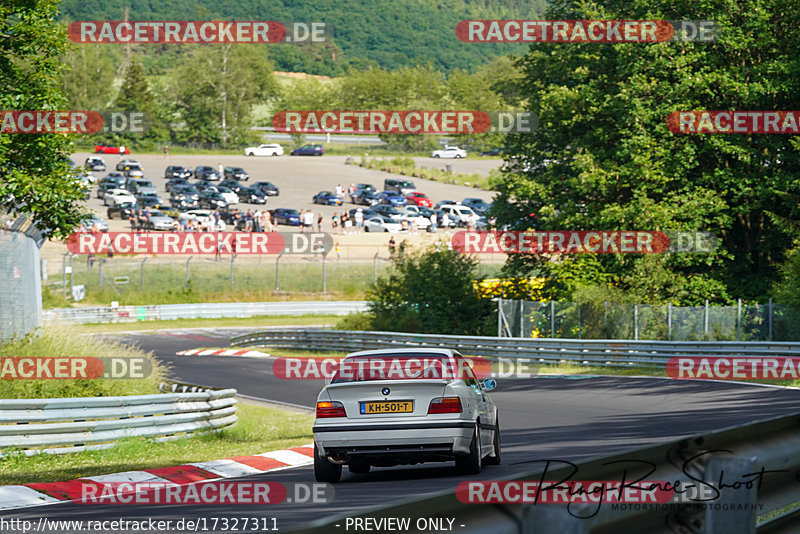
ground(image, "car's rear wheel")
xmin=433 ymin=154 xmax=440 ymax=158
xmin=455 ymin=425 xmax=482 ymax=475
xmin=348 ymin=460 xmax=370 ymax=474
xmin=455 ymin=155 xmax=463 ymax=158
xmin=484 ymin=418 xmax=501 ymax=466
xmin=314 ymin=450 xmax=342 ymax=483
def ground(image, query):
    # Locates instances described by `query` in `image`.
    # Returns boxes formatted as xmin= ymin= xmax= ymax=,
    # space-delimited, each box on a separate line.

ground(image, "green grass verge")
xmin=73 ymin=314 xmax=339 ymax=333
xmin=0 ymin=403 xmax=314 ymax=485
xmin=0 ymin=327 xmax=167 ymax=399
xmin=45 ymin=260 xmax=380 ymax=307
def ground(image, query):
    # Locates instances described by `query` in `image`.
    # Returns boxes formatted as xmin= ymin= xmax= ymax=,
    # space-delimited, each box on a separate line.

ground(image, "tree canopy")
xmin=494 ymin=0 xmax=800 ymax=304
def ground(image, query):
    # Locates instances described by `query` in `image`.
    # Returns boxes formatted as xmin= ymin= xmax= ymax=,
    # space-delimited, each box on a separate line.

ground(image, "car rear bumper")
xmin=313 ymin=420 xmax=475 ymax=458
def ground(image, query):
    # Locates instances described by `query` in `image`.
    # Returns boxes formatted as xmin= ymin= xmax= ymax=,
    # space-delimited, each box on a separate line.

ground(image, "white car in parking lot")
xmin=438 ymin=204 xmax=479 ymax=227
xmin=103 ymin=188 xmax=136 ymax=207
xmin=312 ymin=348 xmax=500 ymax=482
xmin=178 ymin=209 xmax=226 ymax=231
xmin=363 ymin=215 xmax=402 ymax=233
xmin=431 ymin=146 xmax=467 ymax=159
xmin=244 ymin=143 xmax=284 ymax=156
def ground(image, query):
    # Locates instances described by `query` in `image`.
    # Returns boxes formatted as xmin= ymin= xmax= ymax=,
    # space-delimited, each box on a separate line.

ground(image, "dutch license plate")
xmin=360 ymin=401 xmax=413 ymax=414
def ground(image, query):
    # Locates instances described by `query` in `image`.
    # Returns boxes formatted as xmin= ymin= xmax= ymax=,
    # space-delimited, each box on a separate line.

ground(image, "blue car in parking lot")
xmin=290 ymin=144 xmax=324 ymax=156
xmin=270 ymin=208 xmax=301 ymax=226
xmin=313 ymin=191 xmax=344 ymax=205
xmin=378 ymin=191 xmax=407 ymax=207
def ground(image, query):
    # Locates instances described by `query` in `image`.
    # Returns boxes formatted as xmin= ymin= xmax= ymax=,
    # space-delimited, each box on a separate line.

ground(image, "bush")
xmin=366 ymin=243 xmax=495 ymax=335
xmin=334 ymin=312 xmax=374 ymax=331
xmin=0 ymin=326 xmax=167 ymax=398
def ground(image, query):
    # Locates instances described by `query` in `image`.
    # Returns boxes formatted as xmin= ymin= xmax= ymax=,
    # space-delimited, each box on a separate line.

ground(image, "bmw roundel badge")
xmin=381 ymin=387 xmax=390 ymax=396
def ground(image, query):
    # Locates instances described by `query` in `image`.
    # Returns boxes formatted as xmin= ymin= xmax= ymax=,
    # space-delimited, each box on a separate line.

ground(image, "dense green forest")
xmin=58 ymin=0 xmax=547 ymax=74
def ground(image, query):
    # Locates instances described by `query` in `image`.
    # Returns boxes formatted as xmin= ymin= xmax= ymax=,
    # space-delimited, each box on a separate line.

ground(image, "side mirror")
xmin=482 ymin=378 xmax=497 ymax=391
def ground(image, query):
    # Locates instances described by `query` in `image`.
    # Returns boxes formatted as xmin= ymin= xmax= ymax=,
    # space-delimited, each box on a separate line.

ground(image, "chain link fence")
xmin=46 ymin=253 xmax=394 ymax=304
xmin=0 ymin=213 xmax=43 ymax=341
xmin=498 ymin=298 xmax=797 ymax=341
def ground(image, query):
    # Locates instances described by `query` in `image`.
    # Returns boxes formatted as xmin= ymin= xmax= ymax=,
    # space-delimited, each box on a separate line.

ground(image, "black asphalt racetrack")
xmin=4 ymin=329 xmax=800 ymax=532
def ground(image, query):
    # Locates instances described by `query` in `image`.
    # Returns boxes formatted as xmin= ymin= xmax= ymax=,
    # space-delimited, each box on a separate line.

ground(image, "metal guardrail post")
xmin=140 ymin=257 xmax=147 ymax=290
xmin=68 ymin=253 xmax=74 ymax=298
xmin=98 ymin=258 xmax=104 ymax=287
xmin=668 ymin=302 xmax=672 ymax=340
xmin=769 ymin=297 xmax=773 ymax=341
xmin=497 ymin=297 xmax=503 ymax=337
xmin=634 ymin=304 xmax=639 ymax=340
xmin=705 ymin=299 xmax=709 ymax=334
xmin=705 ymin=456 xmax=758 ymax=533
xmin=322 ymin=249 xmax=327 ymax=294
xmin=373 ymin=252 xmax=379 ymax=283
xmin=185 ymin=256 xmax=192 ymax=286
xmin=550 ymin=299 xmax=555 ymax=338
xmin=62 ymin=252 xmax=68 ymax=298
xmin=737 ymin=298 xmax=742 ymax=341
xmin=230 ymin=254 xmax=235 ymax=288
xmin=275 ymin=253 xmax=282 ymax=291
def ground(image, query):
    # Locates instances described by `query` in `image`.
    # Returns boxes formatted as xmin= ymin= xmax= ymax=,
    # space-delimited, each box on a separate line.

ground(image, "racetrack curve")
xmin=4 ymin=328 xmax=800 ymax=532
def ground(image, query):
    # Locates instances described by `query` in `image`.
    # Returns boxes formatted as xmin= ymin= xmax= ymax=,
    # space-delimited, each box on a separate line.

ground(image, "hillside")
xmin=58 ymin=0 xmax=547 ymax=74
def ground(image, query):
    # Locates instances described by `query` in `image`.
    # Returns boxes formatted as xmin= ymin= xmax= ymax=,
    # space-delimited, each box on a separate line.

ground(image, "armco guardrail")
xmin=0 ymin=387 xmax=237 ymax=456
xmin=289 ymin=409 xmax=800 ymax=534
xmin=230 ymin=329 xmax=800 ymax=369
xmin=43 ymin=300 xmax=367 ymax=325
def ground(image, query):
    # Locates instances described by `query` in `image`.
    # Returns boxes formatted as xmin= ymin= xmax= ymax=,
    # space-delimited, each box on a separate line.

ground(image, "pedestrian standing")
xmin=331 ymin=212 xmax=339 ymax=233
xmin=317 ymin=212 xmax=324 ymax=233
xmin=303 ymin=209 xmax=314 ymax=232
xmin=163 ymin=145 xmax=169 ymax=158
xmin=355 ymin=209 xmax=364 ymax=231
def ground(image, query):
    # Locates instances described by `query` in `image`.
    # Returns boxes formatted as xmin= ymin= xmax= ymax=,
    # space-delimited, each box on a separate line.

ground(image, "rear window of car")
xmin=331 ymin=353 xmax=474 ymax=384
xmin=331 ymin=353 xmax=464 ymax=383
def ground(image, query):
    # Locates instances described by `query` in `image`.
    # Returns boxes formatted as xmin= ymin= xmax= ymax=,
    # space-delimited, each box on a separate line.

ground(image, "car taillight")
xmin=428 ymin=397 xmax=462 ymax=414
xmin=316 ymin=401 xmax=346 ymax=418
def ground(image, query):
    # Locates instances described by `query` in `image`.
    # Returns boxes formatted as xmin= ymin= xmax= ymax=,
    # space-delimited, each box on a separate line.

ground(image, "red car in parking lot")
xmin=95 ymin=145 xmax=130 ymax=155
xmin=405 ymin=191 xmax=433 ymax=207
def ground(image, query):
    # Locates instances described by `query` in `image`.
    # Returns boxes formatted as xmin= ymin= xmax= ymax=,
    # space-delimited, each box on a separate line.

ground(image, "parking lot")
xmin=38 ymin=151 xmax=504 ymax=269
xmin=73 ymin=151 xmax=498 ymax=232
